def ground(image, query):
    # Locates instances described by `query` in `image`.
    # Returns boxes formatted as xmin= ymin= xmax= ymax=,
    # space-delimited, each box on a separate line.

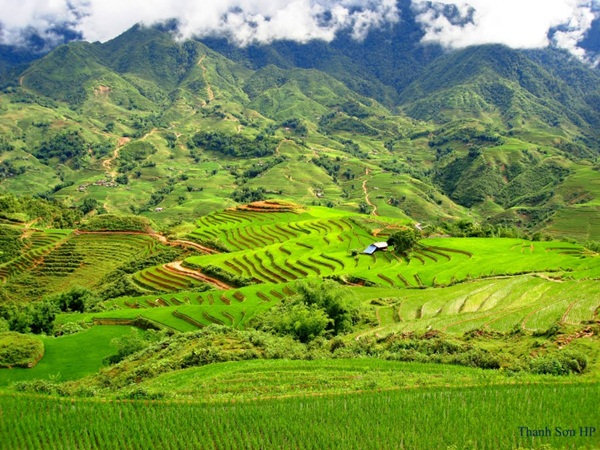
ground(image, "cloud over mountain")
xmin=0 ymin=0 xmax=598 ymax=58
xmin=0 ymin=0 xmax=399 ymax=47
xmin=412 ymin=0 xmax=597 ymax=58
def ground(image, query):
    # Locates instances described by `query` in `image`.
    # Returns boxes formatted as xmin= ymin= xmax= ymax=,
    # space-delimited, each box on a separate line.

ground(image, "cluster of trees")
xmin=0 ymin=194 xmax=81 ymax=228
xmin=0 ymin=288 xmax=103 ymax=335
xmin=341 ymin=140 xmax=369 ymax=159
xmin=192 ymin=131 xmax=278 ymax=158
xmin=280 ymin=118 xmax=308 ymax=136
xmin=428 ymin=125 xmax=503 ymax=149
xmin=387 ymin=228 xmax=420 ymax=256
xmin=437 ymin=219 xmax=548 ymax=240
xmin=0 ymin=138 xmax=15 ymax=154
xmin=311 ymin=155 xmax=341 ymax=180
xmin=250 ymin=281 xmax=362 ymax=343
xmin=0 ymin=301 xmax=57 ymax=335
xmin=241 ymin=156 xmax=287 ymax=180
xmin=231 ymin=187 xmax=266 ymax=204
xmin=0 ymin=160 xmax=27 ymax=179
xmin=318 ymin=112 xmax=378 ymax=136
xmin=33 ymin=131 xmax=88 ymax=166
xmin=117 ymin=141 xmax=157 ymax=173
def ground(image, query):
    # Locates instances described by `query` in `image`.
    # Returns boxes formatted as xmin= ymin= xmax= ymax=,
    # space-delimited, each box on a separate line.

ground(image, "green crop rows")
xmin=67 ymin=206 xmax=600 ymax=334
xmin=1 ymin=382 xmax=598 ymax=449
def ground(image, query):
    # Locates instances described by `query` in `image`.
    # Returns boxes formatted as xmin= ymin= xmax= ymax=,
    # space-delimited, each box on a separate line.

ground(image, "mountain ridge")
xmin=0 ymin=21 xmax=600 ymax=241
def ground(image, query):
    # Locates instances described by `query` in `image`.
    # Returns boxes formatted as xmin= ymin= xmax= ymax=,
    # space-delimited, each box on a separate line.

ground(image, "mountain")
xmin=1 ymin=19 xmax=600 ymax=240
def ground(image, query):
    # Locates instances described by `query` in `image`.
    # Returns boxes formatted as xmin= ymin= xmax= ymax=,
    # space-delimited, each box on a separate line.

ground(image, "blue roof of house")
xmin=362 ymin=245 xmax=378 ymax=255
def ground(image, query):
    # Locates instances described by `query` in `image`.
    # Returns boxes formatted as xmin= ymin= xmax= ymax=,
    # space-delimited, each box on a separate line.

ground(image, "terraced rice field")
xmin=0 ymin=230 xmax=72 ymax=282
xmin=356 ymin=276 xmax=600 ymax=335
xmin=0 ymin=231 xmax=168 ymax=294
xmin=132 ymin=265 xmax=205 ymax=293
xmin=39 ymin=207 xmax=598 ymax=335
xmin=187 ymin=208 xmax=597 ymax=290
xmin=76 ymin=208 xmax=597 ymax=333
xmin=86 ymin=283 xmax=287 ymax=332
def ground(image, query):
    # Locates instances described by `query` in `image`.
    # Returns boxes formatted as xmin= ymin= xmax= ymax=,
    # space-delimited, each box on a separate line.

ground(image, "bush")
xmin=0 ymin=332 xmax=44 ymax=368
xmin=103 ymin=329 xmax=154 ymax=365
xmin=51 ymin=287 xmax=102 ymax=313
xmin=187 ymin=263 xmax=254 ymax=287
xmin=251 ymin=280 xmax=361 ymax=342
xmin=529 ymin=351 xmax=588 ymax=375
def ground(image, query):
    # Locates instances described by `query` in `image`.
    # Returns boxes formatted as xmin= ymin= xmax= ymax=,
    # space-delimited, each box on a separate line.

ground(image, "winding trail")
xmin=164 ymin=261 xmax=232 ymax=290
xmin=102 ymin=137 xmax=130 ymax=177
xmin=275 ymin=139 xmax=293 ymax=157
xmin=362 ymin=168 xmax=379 ymax=216
xmin=197 ymin=55 xmax=214 ymax=103
xmin=102 ymin=129 xmax=156 ymax=177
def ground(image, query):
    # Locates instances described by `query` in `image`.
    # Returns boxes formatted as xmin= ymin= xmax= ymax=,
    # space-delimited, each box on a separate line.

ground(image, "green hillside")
xmin=1 ymin=19 xmax=600 ymax=449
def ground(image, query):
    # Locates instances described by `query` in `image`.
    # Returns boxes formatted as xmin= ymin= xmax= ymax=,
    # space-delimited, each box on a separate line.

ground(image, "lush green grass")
xmin=0 ymin=326 xmax=135 ymax=386
xmin=136 ymin=358 xmax=577 ymax=401
xmin=1 ymin=382 xmax=598 ymax=449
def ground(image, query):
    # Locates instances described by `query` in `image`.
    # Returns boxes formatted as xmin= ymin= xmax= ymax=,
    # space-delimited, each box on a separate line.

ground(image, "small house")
xmin=362 ymin=242 xmax=389 ymax=255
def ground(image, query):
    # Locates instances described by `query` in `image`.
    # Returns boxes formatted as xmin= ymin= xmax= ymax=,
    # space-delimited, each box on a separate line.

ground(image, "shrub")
xmin=529 ymin=351 xmax=588 ymax=375
xmin=0 ymin=332 xmax=44 ymax=368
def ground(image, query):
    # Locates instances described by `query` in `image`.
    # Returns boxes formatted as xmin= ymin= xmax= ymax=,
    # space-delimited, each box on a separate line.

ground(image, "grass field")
xmin=1 ymin=382 xmax=598 ymax=449
xmin=0 ymin=326 xmax=136 ymax=387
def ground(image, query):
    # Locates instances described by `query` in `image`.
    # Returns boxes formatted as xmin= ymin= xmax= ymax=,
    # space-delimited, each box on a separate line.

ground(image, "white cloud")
xmin=0 ymin=0 xmax=400 ymax=47
xmin=412 ymin=0 xmax=597 ymax=56
xmin=0 ymin=0 xmax=597 ymax=60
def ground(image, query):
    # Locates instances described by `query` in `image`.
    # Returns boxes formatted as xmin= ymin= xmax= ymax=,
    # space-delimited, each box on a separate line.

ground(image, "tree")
xmin=80 ymin=198 xmax=98 ymax=215
xmin=358 ymin=202 xmax=370 ymax=214
xmin=52 ymin=287 xmax=102 ymax=313
xmin=250 ymin=280 xmax=359 ymax=342
xmin=29 ymin=301 xmax=59 ymax=335
xmin=388 ymin=228 xmax=420 ymax=256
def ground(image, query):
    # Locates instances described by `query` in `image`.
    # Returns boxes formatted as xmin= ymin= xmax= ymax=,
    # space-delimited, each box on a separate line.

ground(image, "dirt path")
xmin=164 ymin=261 xmax=232 ymax=290
xmin=197 ymin=55 xmax=214 ymax=103
xmin=275 ymin=139 xmax=293 ymax=157
xmin=141 ymin=128 xmax=157 ymax=141
xmin=362 ymin=168 xmax=378 ymax=216
xmin=148 ymin=232 xmax=219 ymax=255
xmin=19 ymin=76 xmax=24 ymax=87
xmin=102 ymin=137 xmax=130 ymax=177
xmin=75 ymin=230 xmax=218 ymax=255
